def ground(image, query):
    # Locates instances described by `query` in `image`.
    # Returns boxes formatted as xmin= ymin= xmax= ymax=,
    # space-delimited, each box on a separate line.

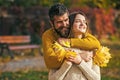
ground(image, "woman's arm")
xmin=48 ymin=61 xmax=72 ymax=80
xmin=77 ymin=60 xmax=101 ymax=80
xmin=67 ymin=50 xmax=101 ymax=80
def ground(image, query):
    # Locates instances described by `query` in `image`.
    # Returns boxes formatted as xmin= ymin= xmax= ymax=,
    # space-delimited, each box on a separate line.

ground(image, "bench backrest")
xmin=0 ymin=36 xmax=30 ymax=44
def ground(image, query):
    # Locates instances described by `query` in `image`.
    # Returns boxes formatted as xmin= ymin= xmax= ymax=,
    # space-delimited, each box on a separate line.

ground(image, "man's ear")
xmin=49 ymin=20 xmax=54 ymax=28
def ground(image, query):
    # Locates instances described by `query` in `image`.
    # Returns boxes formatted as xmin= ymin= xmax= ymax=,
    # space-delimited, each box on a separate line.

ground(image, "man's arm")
xmin=42 ymin=29 xmax=76 ymax=69
xmin=70 ymin=33 xmax=101 ymax=50
xmin=42 ymin=30 xmax=100 ymax=69
xmin=42 ymin=30 xmax=64 ymax=69
xmin=58 ymin=33 xmax=101 ymax=50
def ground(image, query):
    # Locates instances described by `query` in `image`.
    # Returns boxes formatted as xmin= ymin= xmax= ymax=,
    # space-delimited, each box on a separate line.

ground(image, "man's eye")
xmin=65 ymin=19 xmax=68 ymax=22
xmin=57 ymin=21 xmax=62 ymax=24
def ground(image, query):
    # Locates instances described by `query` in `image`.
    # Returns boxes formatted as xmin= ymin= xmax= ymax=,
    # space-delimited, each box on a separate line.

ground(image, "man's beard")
xmin=54 ymin=26 xmax=70 ymax=38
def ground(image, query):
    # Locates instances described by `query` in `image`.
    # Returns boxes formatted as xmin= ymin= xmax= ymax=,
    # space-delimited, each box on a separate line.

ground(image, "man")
xmin=42 ymin=3 xmax=100 ymax=69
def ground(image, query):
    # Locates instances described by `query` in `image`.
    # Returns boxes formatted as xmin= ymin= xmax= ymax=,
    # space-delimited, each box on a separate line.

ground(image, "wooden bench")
xmin=0 ymin=35 xmax=41 ymax=58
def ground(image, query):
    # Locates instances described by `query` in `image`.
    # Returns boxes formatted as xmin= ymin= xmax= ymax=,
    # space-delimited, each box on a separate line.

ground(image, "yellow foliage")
xmin=65 ymin=50 xmax=77 ymax=59
xmin=52 ymin=42 xmax=76 ymax=61
xmin=52 ymin=42 xmax=66 ymax=61
xmin=61 ymin=40 xmax=70 ymax=48
xmin=93 ymin=46 xmax=112 ymax=67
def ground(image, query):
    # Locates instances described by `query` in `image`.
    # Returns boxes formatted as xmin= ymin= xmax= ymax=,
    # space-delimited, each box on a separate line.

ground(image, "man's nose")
xmin=62 ymin=21 xmax=67 ymax=27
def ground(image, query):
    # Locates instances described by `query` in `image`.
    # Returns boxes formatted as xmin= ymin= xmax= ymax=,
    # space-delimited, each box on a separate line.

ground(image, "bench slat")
xmin=0 ymin=36 xmax=30 ymax=44
xmin=9 ymin=45 xmax=40 ymax=50
xmin=0 ymin=35 xmax=41 ymax=58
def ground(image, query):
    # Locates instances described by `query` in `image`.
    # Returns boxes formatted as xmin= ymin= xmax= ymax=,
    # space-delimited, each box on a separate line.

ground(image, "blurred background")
xmin=0 ymin=0 xmax=120 ymax=80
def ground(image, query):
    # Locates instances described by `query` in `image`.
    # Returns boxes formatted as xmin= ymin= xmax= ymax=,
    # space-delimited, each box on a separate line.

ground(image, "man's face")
xmin=52 ymin=12 xmax=70 ymax=38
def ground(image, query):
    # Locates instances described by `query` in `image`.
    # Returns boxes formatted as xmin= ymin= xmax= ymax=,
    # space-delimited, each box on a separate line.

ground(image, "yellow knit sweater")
xmin=42 ymin=28 xmax=101 ymax=69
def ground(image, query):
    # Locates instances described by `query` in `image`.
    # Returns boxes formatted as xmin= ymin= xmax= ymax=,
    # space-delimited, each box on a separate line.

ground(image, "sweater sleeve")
xmin=42 ymin=29 xmax=76 ymax=69
xmin=49 ymin=61 xmax=72 ymax=80
xmin=77 ymin=60 xmax=101 ymax=80
xmin=42 ymin=30 xmax=64 ymax=69
xmin=70 ymin=33 xmax=101 ymax=50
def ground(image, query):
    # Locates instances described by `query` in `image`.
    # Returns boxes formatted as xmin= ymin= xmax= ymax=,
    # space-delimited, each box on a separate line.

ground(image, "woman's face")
xmin=72 ymin=14 xmax=87 ymax=34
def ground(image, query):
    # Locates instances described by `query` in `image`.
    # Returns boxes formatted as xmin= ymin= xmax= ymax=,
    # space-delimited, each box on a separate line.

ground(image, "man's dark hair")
xmin=49 ymin=3 xmax=69 ymax=21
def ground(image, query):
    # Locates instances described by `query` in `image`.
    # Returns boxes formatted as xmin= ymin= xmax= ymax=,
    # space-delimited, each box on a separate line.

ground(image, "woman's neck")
xmin=73 ymin=32 xmax=82 ymax=38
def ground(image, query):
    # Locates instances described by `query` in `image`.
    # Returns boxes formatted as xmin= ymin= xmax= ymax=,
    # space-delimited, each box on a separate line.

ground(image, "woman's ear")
xmin=85 ymin=20 xmax=90 ymax=33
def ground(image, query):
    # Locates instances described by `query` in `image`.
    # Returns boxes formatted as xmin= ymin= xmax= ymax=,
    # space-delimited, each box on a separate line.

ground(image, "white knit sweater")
xmin=48 ymin=48 xmax=101 ymax=80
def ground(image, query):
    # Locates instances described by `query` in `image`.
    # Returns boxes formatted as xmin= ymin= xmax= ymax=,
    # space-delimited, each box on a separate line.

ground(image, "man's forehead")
xmin=53 ymin=13 xmax=69 ymax=21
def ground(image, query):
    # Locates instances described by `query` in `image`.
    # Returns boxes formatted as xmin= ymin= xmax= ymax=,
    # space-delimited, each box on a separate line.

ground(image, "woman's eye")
xmin=75 ymin=20 xmax=79 ymax=23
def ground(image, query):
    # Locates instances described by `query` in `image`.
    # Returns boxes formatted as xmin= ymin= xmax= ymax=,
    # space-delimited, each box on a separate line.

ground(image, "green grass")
xmin=101 ymin=76 xmax=120 ymax=80
xmin=1 ymin=70 xmax=119 ymax=80
xmin=100 ymin=40 xmax=120 ymax=80
xmin=0 ymin=71 xmax=48 ymax=80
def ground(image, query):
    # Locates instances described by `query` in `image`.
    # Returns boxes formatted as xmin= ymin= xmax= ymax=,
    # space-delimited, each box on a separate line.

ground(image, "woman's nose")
xmin=80 ymin=23 xmax=84 ymax=26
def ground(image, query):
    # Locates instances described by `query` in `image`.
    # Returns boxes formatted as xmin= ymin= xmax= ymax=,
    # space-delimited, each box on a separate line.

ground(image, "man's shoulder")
xmin=43 ymin=28 xmax=53 ymax=36
xmin=42 ymin=28 xmax=57 ymax=39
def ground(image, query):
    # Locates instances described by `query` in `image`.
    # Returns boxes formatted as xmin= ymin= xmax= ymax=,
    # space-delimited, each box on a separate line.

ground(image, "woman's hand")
xmin=80 ymin=50 xmax=93 ymax=62
xmin=66 ymin=52 xmax=82 ymax=65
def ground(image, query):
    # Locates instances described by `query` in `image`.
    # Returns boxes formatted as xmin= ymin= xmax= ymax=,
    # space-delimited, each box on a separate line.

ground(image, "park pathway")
xmin=0 ymin=56 xmax=47 ymax=72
